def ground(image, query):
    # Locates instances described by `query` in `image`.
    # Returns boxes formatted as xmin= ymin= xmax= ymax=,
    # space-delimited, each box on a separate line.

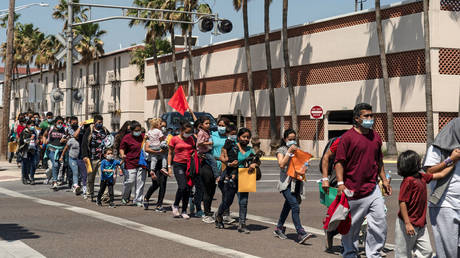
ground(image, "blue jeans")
xmin=203 ymin=152 xmax=219 ymax=178
xmin=69 ymin=157 xmax=79 ymax=186
xmin=217 ymin=181 xmax=249 ymax=224
xmin=21 ymin=152 xmax=36 ymax=180
xmin=277 ymin=183 xmax=304 ymax=234
xmin=49 ymin=150 xmax=62 ymax=182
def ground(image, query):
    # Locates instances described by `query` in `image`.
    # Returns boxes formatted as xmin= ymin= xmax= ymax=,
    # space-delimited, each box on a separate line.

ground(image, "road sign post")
xmin=310 ymin=106 xmax=324 ymax=157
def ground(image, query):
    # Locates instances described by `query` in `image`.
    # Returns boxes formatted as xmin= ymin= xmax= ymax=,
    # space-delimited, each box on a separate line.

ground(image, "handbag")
xmin=138 ymin=139 xmax=148 ymax=168
xmin=287 ymin=149 xmax=312 ymax=181
xmin=186 ymin=138 xmax=200 ymax=178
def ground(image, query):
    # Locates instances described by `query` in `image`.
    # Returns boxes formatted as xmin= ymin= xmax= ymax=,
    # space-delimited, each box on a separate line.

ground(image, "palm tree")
xmin=177 ymin=1 xmax=211 ymax=112
xmin=161 ymin=0 xmax=180 ymax=90
xmin=375 ymin=0 xmax=397 ymax=155
xmin=264 ymin=0 xmax=278 ymax=154
xmin=0 ymin=13 xmax=20 ymax=29
xmin=423 ymin=0 xmax=434 ymax=147
xmin=128 ymin=0 xmax=169 ymax=114
xmin=74 ymin=23 xmax=106 ymax=118
xmin=130 ymin=39 xmax=172 ymax=82
xmin=282 ymin=0 xmax=299 ymax=135
xmin=234 ymin=0 xmax=260 ymax=149
xmin=52 ymin=0 xmax=88 ymax=30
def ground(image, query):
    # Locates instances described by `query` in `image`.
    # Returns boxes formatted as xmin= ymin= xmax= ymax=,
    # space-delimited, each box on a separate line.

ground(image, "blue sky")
xmin=0 ymin=0 xmax=403 ymax=53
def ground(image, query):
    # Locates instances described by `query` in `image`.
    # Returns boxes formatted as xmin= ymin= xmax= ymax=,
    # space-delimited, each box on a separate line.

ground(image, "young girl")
xmin=196 ymin=117 xmax=219 ymax=179
xmin=146 ymin=118 xmax=168 ymax=176
xmin=395 ymin=150 xmax=451 ymax=258
xmin=97 ymin=148 xmax=120 ymax=207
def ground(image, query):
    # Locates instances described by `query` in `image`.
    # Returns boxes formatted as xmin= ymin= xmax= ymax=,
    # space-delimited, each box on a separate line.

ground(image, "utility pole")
xmin=355 ymin=0 xmax=359 ymax=11
xmin=65 ymin=0 xmax=74 ymax=117
xmin=0 ymin=0 xmax=15 ymax=160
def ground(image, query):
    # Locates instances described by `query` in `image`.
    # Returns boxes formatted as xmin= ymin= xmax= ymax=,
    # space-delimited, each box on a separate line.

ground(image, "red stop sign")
xmin=310 ymin=106 xmax=323 ymax=119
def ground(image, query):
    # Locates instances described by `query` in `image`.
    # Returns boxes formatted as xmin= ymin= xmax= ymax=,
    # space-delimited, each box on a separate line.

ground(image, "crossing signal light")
xmin=218 ymin=20 xmax=232 ymax=34
xmin=198 ymin=17 xmax=214 ymax=32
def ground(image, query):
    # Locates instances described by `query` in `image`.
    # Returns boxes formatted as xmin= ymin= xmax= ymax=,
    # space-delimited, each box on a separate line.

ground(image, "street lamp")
xmin=0 ymin=2 xmax=49 ymax=18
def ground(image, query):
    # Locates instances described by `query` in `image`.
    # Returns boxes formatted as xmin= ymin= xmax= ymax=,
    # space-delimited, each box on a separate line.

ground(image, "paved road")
xmin=0 ymin=160 xmax=419 ymax=258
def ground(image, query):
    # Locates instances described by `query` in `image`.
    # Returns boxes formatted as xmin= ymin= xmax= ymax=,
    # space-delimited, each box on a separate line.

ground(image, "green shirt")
xmin=39 ymin=120 xmax=51 ymax=131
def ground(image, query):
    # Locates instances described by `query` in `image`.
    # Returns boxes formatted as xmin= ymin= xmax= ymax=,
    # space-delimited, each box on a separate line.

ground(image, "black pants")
xmin=173 ymin=162 xmax=190 ymax=213
xmin=145 ymin=167 xmax=168 ymax=206
xmin=97 ymin=179 xmax=114 ymax=203
xmin=199 ymin=163 xmax=216 ymax=215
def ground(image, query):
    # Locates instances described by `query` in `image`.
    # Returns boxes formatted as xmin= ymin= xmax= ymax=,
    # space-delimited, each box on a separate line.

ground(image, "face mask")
xmin=35 ymin=118 xmax=39 ymax=121
xmin=56 ymin=124 xmax=63 ymax=129
xmin=239 ymin=140 xmax=249 ymax=146
xmin=133 ymin=131 xmax=141 ymax=137
xmin=25 ymin=117 xmax=29 ymax=121
xmin=361 ymin=119 xmax=374 ymax=129
xmin=161 ymin=126 xmax=166 ymax=132
xmin=286 ymin=140 xmax=297 ymax=147
xmin=183 ymin=133 xmax=192 ymax=138
xmin=95 ymin=123 xmax=103 ymax=130
xmin=218 ymin=126 xmax=226 ymax=135
xmin=29 ymin=126 xmax=35 ymax=131
xmin=106 ymin=155 xmax=114 ymax=160
xmin=48 ymin=119 xmax=53 ymax=123
xmin=228 ymin=135 xmax=237 ymax=142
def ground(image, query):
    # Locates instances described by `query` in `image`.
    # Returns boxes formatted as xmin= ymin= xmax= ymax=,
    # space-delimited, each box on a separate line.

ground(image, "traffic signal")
xmin=198 ymin=17 xmax=214 ymax=32
xmin=218 ymin=19 xmax=233 ymax=34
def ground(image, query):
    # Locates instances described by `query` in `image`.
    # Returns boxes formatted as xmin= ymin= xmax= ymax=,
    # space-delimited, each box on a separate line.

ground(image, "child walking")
xmin=97 ymin=148 xmax=120 ymax=207
xmin=395 ymin=150 xmax=451 ymax=258
xmin=146 ymin=118 xmax=168 ymax=176
xmin=197 ymin=117 xmax=219 ymax=179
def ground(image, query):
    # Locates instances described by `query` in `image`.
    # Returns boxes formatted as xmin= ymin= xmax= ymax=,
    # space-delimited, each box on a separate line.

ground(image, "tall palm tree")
xmin=161 ymin=0 xmax=180 ymax=90
xmin=52 ymin=0 xmax=88 ymax=30
xmin=177 ymin=1 xmax=211 ymax=112
xmin=128 ymin=0 xmax=169 ymax=114
xmin=264 ymin=0 xmax=278 ymax=154
xmin=423 ymin=0 xmax=434 ymax=146
xmin=282 ymin=0 xmax=298 ymax=134
xmin=130 ymin=39 xmax=172 ymax=82
xmin=234 ymin=0 xmax=260 ymax=149
xmin=375 ymin=0 xmax=397 ymax=155
xmin=0 ymin=13 xmax=20 ymax=29
xmin=74 ymin=23 xmax=106 ymax=118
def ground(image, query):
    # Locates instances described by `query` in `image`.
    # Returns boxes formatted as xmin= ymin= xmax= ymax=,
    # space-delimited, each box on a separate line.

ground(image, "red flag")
xmin=168 ymin=86 xmax=189 ymax=115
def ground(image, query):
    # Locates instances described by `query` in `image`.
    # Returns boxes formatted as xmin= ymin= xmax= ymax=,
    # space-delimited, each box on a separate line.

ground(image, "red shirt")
xmin=169 ymin=135 xmax=194 ymax=164
xmin=335 ymin=128 xmax=383 ymax=200
xmin=330 ymin=137 xmax=341 ymax=153
xmin=398 ymin=172 xmax=433 ymax=228
xmin=17 ymin=125 xmax=25 ymax=136
xmin=120 ymin=133 xmax=144 ymax=169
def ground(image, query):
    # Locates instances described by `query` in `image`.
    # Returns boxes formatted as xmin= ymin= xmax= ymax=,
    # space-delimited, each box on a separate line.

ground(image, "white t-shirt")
xmin=147 ymin=128 xmax=163 ymax=148
xmin=424 ymin=146 xmax=460 ymax=209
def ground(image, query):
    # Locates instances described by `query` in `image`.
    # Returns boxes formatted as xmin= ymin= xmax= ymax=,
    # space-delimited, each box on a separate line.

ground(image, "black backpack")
xmin=319 ymin=137 xmax=339 ymax=187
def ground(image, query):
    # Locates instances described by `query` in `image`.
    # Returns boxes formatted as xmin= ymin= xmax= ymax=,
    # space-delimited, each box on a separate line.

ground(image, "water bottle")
xmin=386 ymin=171 xmax=392 ymax=184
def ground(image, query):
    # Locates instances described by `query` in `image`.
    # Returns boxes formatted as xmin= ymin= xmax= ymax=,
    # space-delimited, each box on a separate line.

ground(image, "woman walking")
xmin=168 ymin=120 xmax=195 ymax=219
xmin=215 ymin=128 xmax=260 ymax=234
xmin=273 ymin=129 xmax=312 ymax=244
xmin=120 ymin=121 xmax=146 ymax=207
xmin=18 ymin=120 xmax=38 ymax=185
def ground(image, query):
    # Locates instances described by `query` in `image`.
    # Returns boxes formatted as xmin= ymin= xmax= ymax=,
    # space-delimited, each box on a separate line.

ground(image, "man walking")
xmin=335 ymin=103 xmax=391 ymax=258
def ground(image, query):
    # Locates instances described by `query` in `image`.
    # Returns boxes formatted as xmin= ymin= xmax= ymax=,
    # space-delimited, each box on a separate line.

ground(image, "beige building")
xmin=6 ymin=45 xmax=145 ymax=131
xmin=143 ymin=0 xmax=460 ymax=154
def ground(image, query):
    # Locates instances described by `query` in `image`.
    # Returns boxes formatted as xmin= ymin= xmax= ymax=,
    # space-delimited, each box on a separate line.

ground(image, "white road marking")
xmin=0 ymin=240 xmax=46 ymax=258
xmin=0 ymin=187 xmax=259 ymax=258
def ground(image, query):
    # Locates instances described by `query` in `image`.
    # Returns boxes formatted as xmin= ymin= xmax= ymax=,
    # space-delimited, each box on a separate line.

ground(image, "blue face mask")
xmin=48 ymin=119 xmax=53 ymax=123
xmin=286 ymin=140 xmax=297 ymax=147
xmin=133 ymin=131 xmax=141 ymax=137
xmin=228 ymin=135 xmax=237 ymax=142
xmin=29 ymin=126 xmax=35 ymax=131
xmin=56 ymin=124 xmax=63 ymax=129
xmin=361 ymin=119 xmax=374 ymax=129
xmin=217 ymin=126 xmax=226 ymax=135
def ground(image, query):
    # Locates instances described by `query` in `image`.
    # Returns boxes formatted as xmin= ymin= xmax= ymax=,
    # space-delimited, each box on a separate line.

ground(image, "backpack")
xmin=319 ymin=137 xmax=339 ymax=187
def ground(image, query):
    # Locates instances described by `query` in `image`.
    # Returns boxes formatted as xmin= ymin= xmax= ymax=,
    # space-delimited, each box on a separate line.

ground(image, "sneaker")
xmin=297 ymin=232 xmax=313 ymax=244
xmin=75 ymin=185 xmax=81 ymax=195
xmin=121 ymin=199 xmax=128 ymax=205
xmin=136 ymin=202 xmax=143 ymax=208
xmin=155 ymin=206 xmax=166 ymax=213
xmin=51 ymin=182 xmax=58 ymax=190
xmin=215 ymin=215 xmax=224 ymax=229
xmin=43 ymin=178 xmax=49 ymax=185
xmin=143 ymin=201 xmax=149 ymax=210
xmin=274 ymin=227 xmax=288 ymax=240
xmin=30 ymin=180 xmax=35 ymax=185
xmin=172 ymin=205 xmax=180 ymax=217
xmin=109 ymin=202 xmax=115 ymax=208
xmin=223 ymin=215 xmax=236 ymax=224
xmin=96 ymin=201 xmax=102 ymax=206
xmin=57 ymin=181 xmax=63 ymax=186
xmin=181 ymin=213 xmax=190 ymax=219
xmin=83 ymin=194 xmax=89 ymax=200
xmin=202 ymin=216 xmax=215 ymax=224
xmin=238 ymin=223 xmax=250 ymax=234
xmin=194 ymin=210 xmax=205 ymax=218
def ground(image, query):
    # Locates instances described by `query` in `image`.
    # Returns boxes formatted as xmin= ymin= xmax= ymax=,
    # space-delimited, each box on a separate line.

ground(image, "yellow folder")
xmin=85 ymin=158 xmax=93 ymax=173
xmin=238 ymin=168 xmax=257 ymax=193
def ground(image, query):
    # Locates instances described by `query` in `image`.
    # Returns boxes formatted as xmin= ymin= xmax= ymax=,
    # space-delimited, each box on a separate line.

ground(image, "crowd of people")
xmin=7 ymin=102 xmax=460 ymax=257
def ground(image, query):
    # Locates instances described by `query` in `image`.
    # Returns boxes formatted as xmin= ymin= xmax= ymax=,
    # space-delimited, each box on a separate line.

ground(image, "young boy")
xmin=395 ymin=150 xmax=452 ymax=258
xmin=97 ymin=148 xmax=120 ymax=207
xmin=60 ymin=134 xmax=81 ymax=195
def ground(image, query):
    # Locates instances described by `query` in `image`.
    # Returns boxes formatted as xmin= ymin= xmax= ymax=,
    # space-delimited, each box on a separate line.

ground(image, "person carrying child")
xmin=97 ymin=148 xmax=120 ymax=207
xmin=146 ymin=118 xmax=168 ymax=178
xmin=196 ymin=116 xmax=219 ymax=179
xmin=395 ymin=150 xmax=452 ymax=258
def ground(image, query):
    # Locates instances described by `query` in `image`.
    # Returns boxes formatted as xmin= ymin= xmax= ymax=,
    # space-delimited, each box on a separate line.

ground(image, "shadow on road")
xmin=0 ymin=224 xmax=40 ymax=241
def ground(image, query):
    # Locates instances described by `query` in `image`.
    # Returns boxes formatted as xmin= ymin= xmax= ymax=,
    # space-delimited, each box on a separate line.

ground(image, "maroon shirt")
xmin=120 ymin=133 xmax=144 ymax=169
xmin=335 ymin=128 xmax=383 ymax=200
xmin=398 ymin=172 xmax=433 ymax=228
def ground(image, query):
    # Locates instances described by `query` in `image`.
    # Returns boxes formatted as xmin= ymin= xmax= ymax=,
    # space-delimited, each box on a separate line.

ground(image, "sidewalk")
xmin=0 ymin=160 xmax=22 ymax=182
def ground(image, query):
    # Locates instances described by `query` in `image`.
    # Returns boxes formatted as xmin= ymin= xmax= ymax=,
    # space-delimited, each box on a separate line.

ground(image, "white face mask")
xmin=183 ymin=133 xmax=192 ymax=138
xmin=106 ymin=154 xmax=114 ymax=160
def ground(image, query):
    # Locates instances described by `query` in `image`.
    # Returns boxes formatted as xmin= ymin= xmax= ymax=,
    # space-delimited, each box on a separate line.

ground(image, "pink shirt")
xmin=147 ymin=128 xmax=163 ymax=147
xmin=197 ymin=129 xmax=212 ymax=153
